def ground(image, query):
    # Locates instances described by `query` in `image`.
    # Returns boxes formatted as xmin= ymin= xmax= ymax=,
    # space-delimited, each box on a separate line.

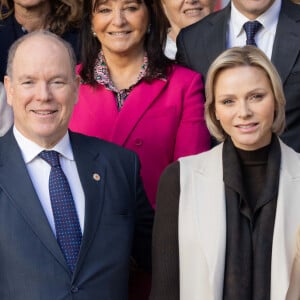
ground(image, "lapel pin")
xmin=93 ymin=173 xmax=101 ymax=181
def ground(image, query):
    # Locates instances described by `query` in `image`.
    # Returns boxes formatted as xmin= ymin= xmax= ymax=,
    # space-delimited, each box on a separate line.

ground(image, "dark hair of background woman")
xmin=0 ymin=0 xmax=83 ymax=35
xmin=80 ymin=0 xmax=173 ymax=85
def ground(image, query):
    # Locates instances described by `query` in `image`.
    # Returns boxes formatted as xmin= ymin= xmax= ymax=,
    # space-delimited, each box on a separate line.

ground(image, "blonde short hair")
xmin=205 ymin=46 xmax=286 ymax=142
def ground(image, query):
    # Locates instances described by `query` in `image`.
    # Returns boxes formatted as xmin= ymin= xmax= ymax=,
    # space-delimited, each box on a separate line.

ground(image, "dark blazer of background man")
xmin=0 ymin=31 xmax=153 ymax=300
xmin=177 ymin=0 xmax=300 ymax=152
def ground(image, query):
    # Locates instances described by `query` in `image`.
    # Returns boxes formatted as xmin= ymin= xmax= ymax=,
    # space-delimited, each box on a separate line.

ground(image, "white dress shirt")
xmin=164 ymin=34 xmax=177 ymax=60
xmin=227 ymin=0 xmax=281 ymax=59
xmin=0 ymin=82 xmax=13 ymax=136
xmin=13 ymin=127 xmax=85 ymax=235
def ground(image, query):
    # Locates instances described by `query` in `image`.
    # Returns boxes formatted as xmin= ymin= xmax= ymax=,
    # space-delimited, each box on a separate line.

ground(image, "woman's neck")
xmin=168 ymin=26 xmax=180 ymax=42
xmin=234 ymin=143 xmax=271 ymax=163
xmin=14 ymin=2 xmax=51 ymax=32
xmin=103 ymin=49 xmax=145 ymax=90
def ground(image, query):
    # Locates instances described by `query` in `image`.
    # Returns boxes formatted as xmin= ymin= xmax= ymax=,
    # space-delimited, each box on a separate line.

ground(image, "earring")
xmin=147 ymin=23 xmax=151 ymax=34
xmin=92 ymin=31 xmax=97 ymax=37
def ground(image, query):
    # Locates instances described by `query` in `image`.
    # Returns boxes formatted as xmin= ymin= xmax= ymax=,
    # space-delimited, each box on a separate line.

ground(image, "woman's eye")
xmin=222 ymin=99 xmax=233 ymax=105
xmin=249 ymin=94 xmax=264 ymax=101
xmin=96 ymin=7 xmax=111 ymax=14
xmin=124 ymin=6 xmax=138 ymax=12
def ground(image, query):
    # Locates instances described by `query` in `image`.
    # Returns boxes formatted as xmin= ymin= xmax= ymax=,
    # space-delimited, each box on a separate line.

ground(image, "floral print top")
xmin=93 ymin=51 xmax=148 ymax=111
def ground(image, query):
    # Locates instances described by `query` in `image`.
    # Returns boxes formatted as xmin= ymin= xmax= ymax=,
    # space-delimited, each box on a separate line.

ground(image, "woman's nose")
xmin=112 ymin=9 xmax=126 ymax=26
xmin=238 ymin=101 xmax=252 ymax=118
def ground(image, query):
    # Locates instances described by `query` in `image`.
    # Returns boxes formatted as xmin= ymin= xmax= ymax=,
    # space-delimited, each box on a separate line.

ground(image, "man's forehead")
xmin=15 ymin=35 xmax=67 ymax=57
xmin=11 ymin=37 xmax=73 ymax=79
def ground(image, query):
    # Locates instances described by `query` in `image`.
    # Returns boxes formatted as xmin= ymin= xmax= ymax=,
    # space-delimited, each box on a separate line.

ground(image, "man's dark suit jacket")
xmin=177 ymin=0 xmax=300 ymax=152
xmin=0 ymin=14 xmax=80 ymax=82
xmin=0 ymin=129 xmax=153 ymax=300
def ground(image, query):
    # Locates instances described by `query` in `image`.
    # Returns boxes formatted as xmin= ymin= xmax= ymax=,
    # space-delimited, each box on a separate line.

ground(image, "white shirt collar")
xmin=230 ymin=0 xmax=281 ymax=38
xmin=13 ymin=126 xmax=74 ymax=164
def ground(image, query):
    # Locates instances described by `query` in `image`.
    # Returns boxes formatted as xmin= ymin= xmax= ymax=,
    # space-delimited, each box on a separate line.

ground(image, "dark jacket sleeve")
xmin=150 ymin=161 xmax=180 ymax=300
xmin=132 ymin=153 xmax=154 ymax=272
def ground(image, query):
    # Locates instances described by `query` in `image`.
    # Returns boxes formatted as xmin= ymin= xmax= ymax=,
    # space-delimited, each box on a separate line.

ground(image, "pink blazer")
xmin=69 ymin=65 xmax=210 ymax=207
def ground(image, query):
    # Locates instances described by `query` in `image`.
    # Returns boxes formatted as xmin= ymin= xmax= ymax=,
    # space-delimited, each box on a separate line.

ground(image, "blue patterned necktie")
xmin=243 ymin=21 xmax=262 ymax=47
xmin=39 ymin=150 xmax=82 ymax=272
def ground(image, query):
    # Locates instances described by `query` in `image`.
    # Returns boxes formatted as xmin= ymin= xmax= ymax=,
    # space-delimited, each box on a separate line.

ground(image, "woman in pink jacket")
xmin=69 ymin=0 xmax=210 ymax=209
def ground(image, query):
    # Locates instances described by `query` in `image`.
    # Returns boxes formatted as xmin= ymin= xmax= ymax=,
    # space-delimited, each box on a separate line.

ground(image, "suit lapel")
xmin=205 ymin=5 xmax=230 ymax=69
xmin=179 ymin=145 xmax=226 ymax=300
xmin=69 ymin=133 xmax=105 ymax=275
xmin=271 ymin=1 xmax=300 ymax=84
xmin=0 ymin=131 xmax=68 ymax=272
xmin=111 ymin=79 xmax=167 ymax=145
xmin=193 ymin=145 xmax=226 ymax=300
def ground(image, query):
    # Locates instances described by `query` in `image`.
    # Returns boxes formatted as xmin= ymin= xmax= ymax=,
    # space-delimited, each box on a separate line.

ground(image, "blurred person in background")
xmin=159 ymin=0 xmax=216 ymax=59
xmin=0 ymin=0 xmax=83 ymax=82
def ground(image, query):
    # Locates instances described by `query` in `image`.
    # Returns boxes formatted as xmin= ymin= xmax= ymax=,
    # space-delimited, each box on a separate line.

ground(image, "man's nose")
xmin=36 ymin=82 xmax=51 ymax=101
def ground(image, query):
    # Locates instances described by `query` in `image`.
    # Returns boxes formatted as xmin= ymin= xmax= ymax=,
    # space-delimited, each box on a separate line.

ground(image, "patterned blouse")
xmin=93 ymin=51 xmax=148 ymax=111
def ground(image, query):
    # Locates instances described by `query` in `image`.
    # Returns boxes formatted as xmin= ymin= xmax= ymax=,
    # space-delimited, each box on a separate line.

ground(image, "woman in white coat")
xmin=151 ymin=46 xmax=300 ymax=300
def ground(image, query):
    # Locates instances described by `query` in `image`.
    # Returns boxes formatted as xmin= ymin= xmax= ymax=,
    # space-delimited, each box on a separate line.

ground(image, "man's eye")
xmin=50 ymin=81 xmax=65 ymax=87
xmin=21 ymin=81 xmax=33 ymax=85
xmin=54 ymin=81 xmax=64 ymax=84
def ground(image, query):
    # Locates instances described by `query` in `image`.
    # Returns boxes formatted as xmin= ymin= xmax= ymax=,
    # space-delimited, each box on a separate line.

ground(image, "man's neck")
xmin=231 ymin=0 xmax=277 ymax=20
xmin=14 ymin=2 xmax=51 ymax=32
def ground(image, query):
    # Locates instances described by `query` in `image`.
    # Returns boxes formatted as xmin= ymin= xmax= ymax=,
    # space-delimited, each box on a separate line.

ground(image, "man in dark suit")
xmin=1 ymin=30 xmax=153 ymax=299
xmin=177 ymin=0 xmax=300 ymax=152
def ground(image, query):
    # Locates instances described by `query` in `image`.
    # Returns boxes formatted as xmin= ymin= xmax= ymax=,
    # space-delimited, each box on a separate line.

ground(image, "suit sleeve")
xmin=173 ymin=71 xmax=210 ymax=160
xmin=131 ymin=153 xmax=154 ymax=272
xmin=150 ymin=161 xmax=180 ymax=300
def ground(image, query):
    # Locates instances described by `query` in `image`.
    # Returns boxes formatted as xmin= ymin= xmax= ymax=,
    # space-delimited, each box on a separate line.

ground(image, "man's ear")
xmin=74 ymin=75 xmax=81 ymax=104
xmin=4 ymin=75 xmax=13 ymax=107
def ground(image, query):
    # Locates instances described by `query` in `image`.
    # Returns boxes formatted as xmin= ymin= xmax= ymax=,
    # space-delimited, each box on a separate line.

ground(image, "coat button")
xmin=71 ymin=286 xmax=79 ymax=293
xmin=134 ymin=138 xmax=143 ymax=146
